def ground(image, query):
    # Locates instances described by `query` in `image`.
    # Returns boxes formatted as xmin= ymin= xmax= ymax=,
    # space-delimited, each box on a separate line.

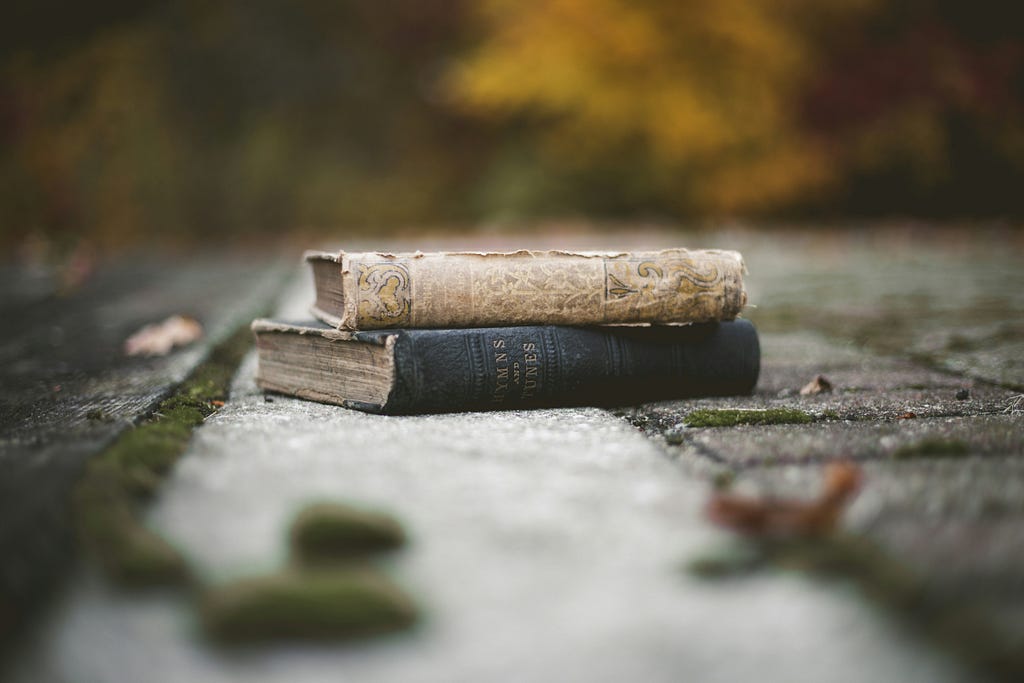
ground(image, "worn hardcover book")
xmin=253 ymin=318 xmax=760 ymax=415
xmin=307 ymin=248 xmax=747 ymax=330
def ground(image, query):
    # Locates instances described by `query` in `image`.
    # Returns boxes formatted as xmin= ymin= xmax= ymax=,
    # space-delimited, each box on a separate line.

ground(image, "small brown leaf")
xmin=705 ymin=462 xmax=862 ymax=538
xmin=125 ymin=315 xmax=203 ymax=357
xmin=897 ymin=411 xmax=917 ymax=420
xmin=800 ymin=374 xmax=833 ymax=396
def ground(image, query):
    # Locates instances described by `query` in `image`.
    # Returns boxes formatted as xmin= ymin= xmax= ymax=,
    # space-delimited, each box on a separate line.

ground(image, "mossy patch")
xmin=689 ymin=534 xmax=1024 ymax=679
xmin=73 ymin=324 xmax=254 ymax=587
xmin=684 ymin=408 xmax=813 ymax=428
xmin=73 ymin=475 xmax=189 ymax=586
xmin=892 ymin=438 xmax=970 ymax=460
xmin=290 ymin=503 xmax=407 ymax=566
xmin=691 ymin=536 xmax=936 ymax=610
xmin=201 ymin=569 xmax=418 ymax=643
xmin=711 ymin=470 xmax=736 ymax=491
xmin=687 ymin=543 xmax=764 ymax=579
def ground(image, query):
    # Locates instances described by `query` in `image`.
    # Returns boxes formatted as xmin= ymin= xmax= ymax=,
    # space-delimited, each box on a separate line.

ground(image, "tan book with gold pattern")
xmin=306 ymin=248 xmax=747 ymax=330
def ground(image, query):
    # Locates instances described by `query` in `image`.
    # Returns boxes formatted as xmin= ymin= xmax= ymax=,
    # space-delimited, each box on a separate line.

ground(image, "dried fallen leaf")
xmin=705 ymin=462 xmax=862 ymax=537
xmin=897 ymin=411 xmax=917 ymax=420
xmin=800 ymin=374 xmax=833 ymax=396
xmin=125 ymin=315 xmax=203 ymax=357
xmin=211 ymin=400 xmax=225 ymax=408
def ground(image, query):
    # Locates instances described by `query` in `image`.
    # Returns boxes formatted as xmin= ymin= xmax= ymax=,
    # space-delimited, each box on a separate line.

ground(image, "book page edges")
xmin=254 ymin=379 xmax=388 ymax=413
xmin=252 ymin=320 xmax=400 ymax=408
xmin=309 ymin=304 xmax=344 ymax=329
xmin=251 ymin=318 xmax=358 ymax=340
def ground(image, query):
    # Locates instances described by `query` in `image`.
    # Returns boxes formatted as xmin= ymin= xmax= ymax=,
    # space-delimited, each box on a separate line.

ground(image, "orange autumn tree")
xmin=446 ymin=0 xmax=878 ymax=214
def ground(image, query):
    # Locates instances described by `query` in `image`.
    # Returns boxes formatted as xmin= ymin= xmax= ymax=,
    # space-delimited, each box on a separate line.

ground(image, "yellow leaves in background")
xmin=3 ymin=0 xmax=1020 ymax=243
xmin=697 ymin=141 xmax=836 ymax=213
xmin=447 ymin=0 xmax=877 ymax=212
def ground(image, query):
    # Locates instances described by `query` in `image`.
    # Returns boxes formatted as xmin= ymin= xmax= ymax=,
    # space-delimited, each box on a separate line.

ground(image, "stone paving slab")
xmin=733 ymin=227 xmax=1024 ymax=389
xmin=753 ymin=331 xmax=974 ymax=394
xmin=659 ymin=415 xmax=1022 ymax=467
xmin=708 ymin=454 xmax=1024 ymax=642
xmin=7 ymin=354 xmax=972 ymax=683
xmin=0 ymin=254 xmax=291 ymax=632
xmin=6 ymin=263 xmax=979 ymax=683
xmin=628 ymin=318 xmax=1024 ymax=668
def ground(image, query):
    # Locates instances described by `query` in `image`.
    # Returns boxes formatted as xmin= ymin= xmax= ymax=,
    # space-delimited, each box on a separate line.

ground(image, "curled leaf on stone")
xmin=705 ymin=462 xmax=862 ymax=537
xmin=124 ymin=315 xmax=204 ymax=356
xmin=897 ymin=411 xmax=917 ymax=420
xmin=800 ymin=374 xmax=833 ymax=396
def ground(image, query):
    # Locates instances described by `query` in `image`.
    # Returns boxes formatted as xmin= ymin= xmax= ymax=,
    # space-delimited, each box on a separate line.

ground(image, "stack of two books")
xmin=252 ymin=248 xmax=760 ymax=414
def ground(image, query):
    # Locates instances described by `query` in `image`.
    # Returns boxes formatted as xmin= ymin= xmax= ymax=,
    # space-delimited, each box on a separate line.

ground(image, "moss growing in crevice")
xmin=711 ymin=470 xmax=736 ymax=491
xmin=73 ymin=324 xmax=255 ymax=587
xmin=290 ymin=503 xmax=407 ymax=567
xmin=892 ymin=438 xmax=970 ymax=460
xmin=200 ymin=568 xmax=418 ymax=644
xmin=684 ymin=408 xmax=813 ymax=428
xmin=72 ymin=322 xmax=426 ymax=644
xmin=689 ymin=534 xmax=1024 ymax=680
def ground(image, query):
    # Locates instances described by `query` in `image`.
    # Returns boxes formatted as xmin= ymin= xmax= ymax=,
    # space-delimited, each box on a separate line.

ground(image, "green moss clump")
xmin=73 ymin=478 xmax=189 ymax=586
xmin=893 ymin=438 xmax=970 ymax=460
xmin=201 ymin=569 xmax=418 ymax=643
xmin=290 ymin=503 xmax=407 ymax=566
xmin=687 ymin=544 xmax=765 ymax=579
xmin=711 ymin=470 xmax=736 ymax=491
xmin=684 ymin=408 xmax=813 ymax=428
xmin=72 ymin=324 xmax=256 ymax=586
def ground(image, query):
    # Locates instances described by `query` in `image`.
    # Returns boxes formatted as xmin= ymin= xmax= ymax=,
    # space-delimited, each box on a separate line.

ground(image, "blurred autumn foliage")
xmin=2 ymin=0 xmax=1022 ymax=248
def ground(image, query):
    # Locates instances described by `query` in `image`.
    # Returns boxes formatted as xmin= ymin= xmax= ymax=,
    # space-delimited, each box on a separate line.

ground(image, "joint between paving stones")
xmin=71 ymin=316 xmax=267 ymax=589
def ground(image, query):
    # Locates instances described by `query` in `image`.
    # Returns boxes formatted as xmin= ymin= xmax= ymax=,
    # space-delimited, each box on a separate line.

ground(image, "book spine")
xmin=376 ymin=320 xmax=760 ymax=414
xmin=338 ymin=249 xmax=746 ymax=329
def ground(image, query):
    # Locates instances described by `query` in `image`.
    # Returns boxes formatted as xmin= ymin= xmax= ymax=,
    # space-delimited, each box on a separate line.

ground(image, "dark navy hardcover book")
xmin=255 ymin=319 xmax=760 ymax=415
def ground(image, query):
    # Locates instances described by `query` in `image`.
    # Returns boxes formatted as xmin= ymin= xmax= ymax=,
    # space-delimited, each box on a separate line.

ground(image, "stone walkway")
xmin=0 ymin=253 xmax=291 ymax=630
xmin=2 ymin=226 xmax=1022 ymax=681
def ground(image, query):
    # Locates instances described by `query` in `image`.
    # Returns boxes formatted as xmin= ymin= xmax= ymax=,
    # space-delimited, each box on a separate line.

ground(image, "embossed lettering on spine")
xmin=307 ymin=249 xmax=747 ymax=330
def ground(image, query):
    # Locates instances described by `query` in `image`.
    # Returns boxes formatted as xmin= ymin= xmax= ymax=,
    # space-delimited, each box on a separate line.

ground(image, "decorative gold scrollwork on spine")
xmin=357 ymin=263 xmax=411 ymax=326
xmin=667 ymin=261 xmax=721 ymax=289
